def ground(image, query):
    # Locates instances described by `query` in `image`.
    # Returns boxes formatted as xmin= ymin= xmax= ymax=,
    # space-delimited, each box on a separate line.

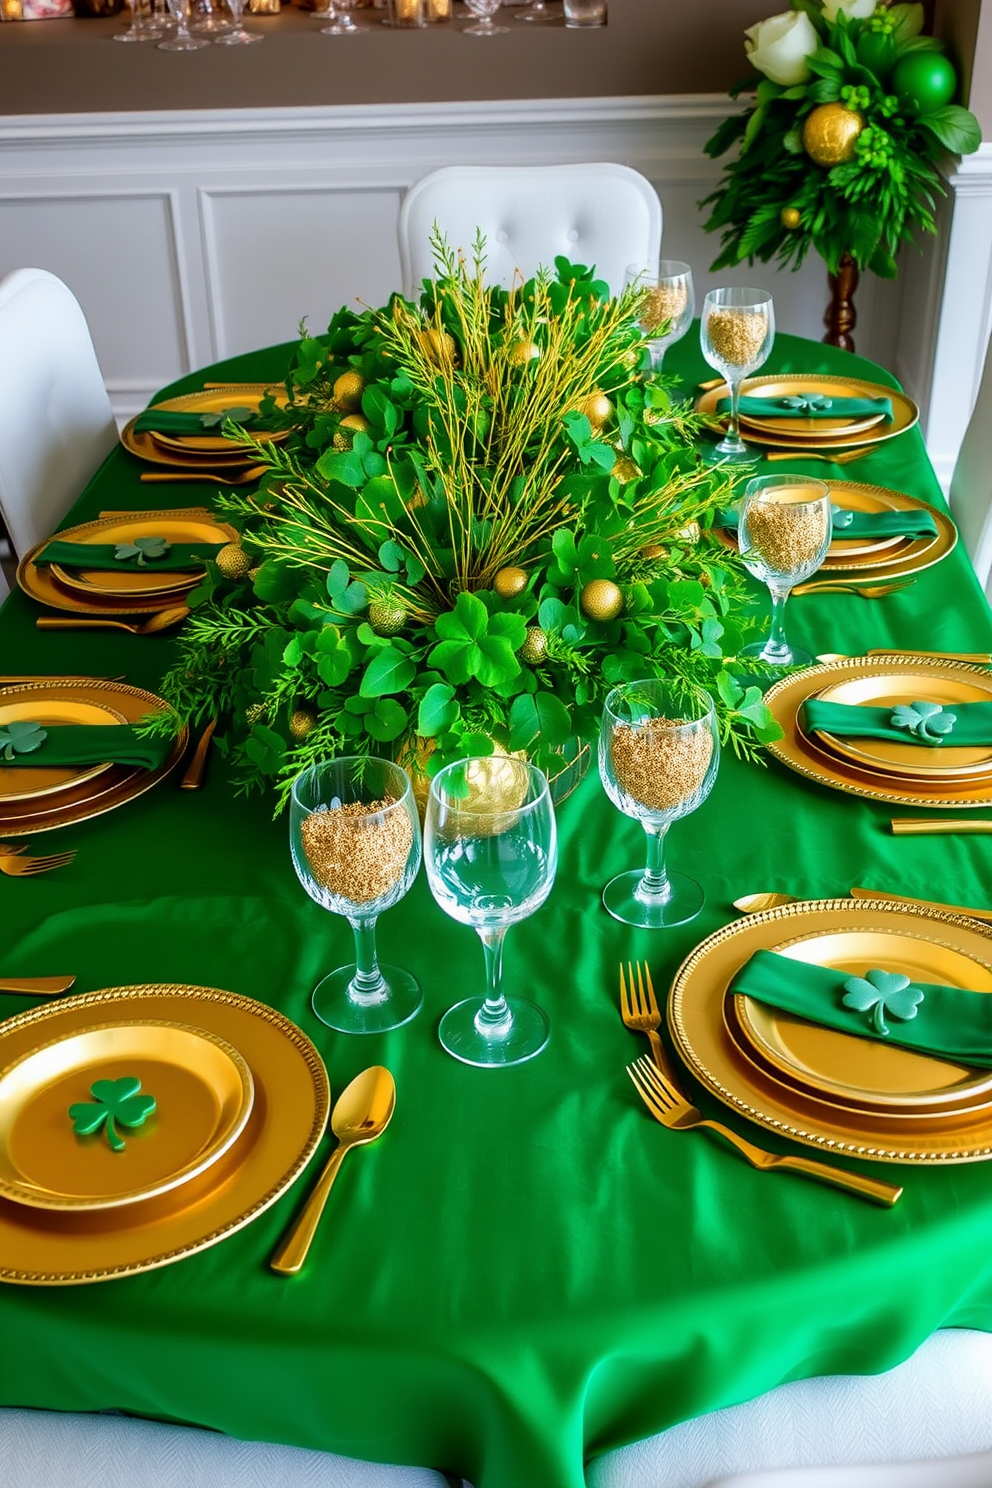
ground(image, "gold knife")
xmin=180 ymin=718 xmax=217 ymax=790
xmin=891 ymin=819 xmax=992 ymax=836
xmin=850 ymin=885 xmax=992 ymax=923
xmin=0 ymin=976 xmax=75 ymax=996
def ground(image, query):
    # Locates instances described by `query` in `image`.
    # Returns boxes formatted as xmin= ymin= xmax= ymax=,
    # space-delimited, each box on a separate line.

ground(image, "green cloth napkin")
xmin=730 ymin=948 xmax=992 ymax=1067
xmin=35 ymin=540 xmax=222 ymax=573
xmin=801 ymin=698 xmax=992 ymax=747
xmin=0 ymin=725 xmax=171 ymax=772
xmin=715 ymin=393 xmax=894 ymax=421
xmin=133 ymin=408 xmax=260 ymax=435
xmin=712 ymin=508 xmax=938 ymax=540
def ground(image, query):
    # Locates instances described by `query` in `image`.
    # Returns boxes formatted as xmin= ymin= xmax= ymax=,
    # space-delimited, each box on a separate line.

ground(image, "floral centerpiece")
xmin=156 ymin=239 xmax=778 ymax=809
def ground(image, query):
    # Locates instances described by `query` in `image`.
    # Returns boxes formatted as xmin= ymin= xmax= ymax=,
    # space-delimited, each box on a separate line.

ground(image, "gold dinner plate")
xmin=765 ymin=658 xmax=992 ymax=809
xmin=734 ymin=376 xmax=887 ymax=439
xmin=0 ymin=681 xmax=186 ymax=837
xmin=0 ymin=696 xmax=128 ymax=806
xmin=820 ymin=483 xmax=955 ymax=576
xmin=668 ymin=898 xmax=992 ymax=1163
xmin=46 ymin=513 xmax=234 ymax=600
xmin=0 ymin=1021 xmax=253 ymax=1211
xmin=125 ymin=386 xmax=288 ymax=460
xmin=696 ymin=375 xmax=918 ymax=451
xmin=0 ymin=986 xmax=329 ymax=1285
xmin=812 ymin=669 xmax=992 ymax=782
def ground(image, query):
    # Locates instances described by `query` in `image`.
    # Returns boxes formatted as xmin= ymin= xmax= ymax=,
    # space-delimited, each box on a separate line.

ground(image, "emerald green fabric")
xmin=730 ymin=949 xmax=992 ymax=1066
xmin=132 ymin=409 xmax=261 ymax=434
xmin=1 ymin=332 xmax=990 ymax=1488
xmin=35 ymin=541 xmax=222 ymax=572
xmin=716 ymin=392 xmax=894 ymax=420
xmin=0 ymin=726 xmax=170 ymax=771
xmin=802 ymin=699 xmax=992 ymax=746
xmin=713 ymin=508 xmax=939 ymax=539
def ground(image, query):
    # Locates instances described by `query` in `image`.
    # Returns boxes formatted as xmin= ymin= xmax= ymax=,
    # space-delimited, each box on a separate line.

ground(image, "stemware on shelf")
xmin=114 ymin=0 xmax=167 ymax=41
xmin=190 ymin=0 xmax=231 ymax=36
xmin=290 ymin=757 xmax=423 ymax=1035
xmin=738 ymin=473 xmax=833 ymax=669
xmin=700 ymin=287 xmax=775 ymax=460
xmin=213 ymin=0 xmax=261 ymax=42
xmin=158 ymin=0 xmax=209 ymax=47
xmin=599 ymin=679 xmax=720 ymax=929
xmin=516 ymin=0 xmax=554 ymax=20
xmin=624 ymin=259 xmax=694 ymax=373
xmin=320 ymin=0 xmax=360 ymax=30
xmin=463 ymin=0 xmax=507 ymax=36
xmin=424 ymin=757 xmax=557 ymax=1067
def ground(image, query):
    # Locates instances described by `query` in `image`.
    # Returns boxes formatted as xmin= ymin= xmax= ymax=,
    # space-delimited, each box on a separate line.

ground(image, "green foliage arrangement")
xmin=156 ymin=239 xmax=779 ymax=808
xmin=702 ymin=0 xmax=982 ymax=279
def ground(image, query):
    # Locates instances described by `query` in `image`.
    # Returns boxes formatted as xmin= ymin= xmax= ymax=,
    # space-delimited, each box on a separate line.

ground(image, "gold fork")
xmin=765 ymin=448 xmax=871 ymax=465
xmin=791 ymin=579 xmax=915 ymax=599
xmin=627 ymin=1057 xmax=902 ymax=1206
xmin=618 ymin=962 xmax=683 ymax=1088
xmin=0 ymin=847 xmax=76 ymax=876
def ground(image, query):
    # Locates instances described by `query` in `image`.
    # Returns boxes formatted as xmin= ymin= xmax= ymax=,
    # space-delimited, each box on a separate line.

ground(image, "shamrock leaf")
xmin=0 ymin=719 xmax=48 ymax=762
xmin=114 ymin=537 xmax=171 ymax=567
xmin=199 ymin=406 xmax=254 ymax=428
xmin=68 ymin=1076 xmax=157 ymax=1152
xmin=841 ymin=969 xmax=925 ymax=1037
xmin=830 ymin=504 xmax=854 ymax=529
xmin=890 ymin=700 xmax=957 ymax=744
xmin=781 ymin=395 xmax=833 ymax=414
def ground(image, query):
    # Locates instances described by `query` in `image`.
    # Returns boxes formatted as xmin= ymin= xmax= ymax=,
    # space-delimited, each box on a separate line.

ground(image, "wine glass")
xmin=625 ymin=260 xmax=694 ymax=372
xmin=158 ymin=0 xmax=209 ymax=47
xmin=424 ymin=757 xmax=557 ymax=1067
xmin=463 ymin=0 xmax=507 ymax=35
xmin=190 ymin=0 xmax=231 ymax=36
xmin=516 ymin=0 xmax=553 ymax=19
xmin=320 ymin=0 xmax=358 ymax=31
xmin=213 ymin=0 xmax=261 ymax=42
xmin=290 ymin=757 xmax=423 ymax=1034
xmin=738 ymin=474 xmax=832 ymax=669
xmin=114 ymin=0 xmax=166 ymax=41
xmin=599 ymin=680 xmax=719 ymax=929
xmin=701 ymin=287 xmax=775 ymax=460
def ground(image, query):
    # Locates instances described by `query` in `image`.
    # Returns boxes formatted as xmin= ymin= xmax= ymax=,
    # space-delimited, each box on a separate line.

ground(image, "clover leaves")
xmin=200 ymin=405 xmax=254 ymax=428
xmin=114 ymin=537 xmax=171 ymax=567
xmin=890 ymin=700 xmax=957 ymax=744
xmin=842 ymin=969 xmax=925 ymax=1037
xmin=830 ymin=504 xmax=854 ymax=529
xmin=428 ymin=591 xmax=526 ymax=689
xmin=0 ymin=720 xmax=48 ymax=762
xmin=68 ymin=1077 xmax=157 ymax=1152
xmin=781 ymin=395 xmax=833 ymax=413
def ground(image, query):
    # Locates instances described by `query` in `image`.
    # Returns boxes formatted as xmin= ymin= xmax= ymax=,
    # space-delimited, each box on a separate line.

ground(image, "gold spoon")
xmin=270 ymin=1065 xmax=395 ymax=1276
xmin=140 ymin=467 xmax=266 ymax=486
xmin=0 ymin=976 xmax=76 ymax=997
xmin=733 ymin=892 xmax=801 ymax=913
xmin=36 ymin=605 xmax=190 ymax=635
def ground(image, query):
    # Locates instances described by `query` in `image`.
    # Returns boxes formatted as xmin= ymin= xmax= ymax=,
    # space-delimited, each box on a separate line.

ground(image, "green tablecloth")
xmin=1 ymin=331 xmax=991 ymax=1488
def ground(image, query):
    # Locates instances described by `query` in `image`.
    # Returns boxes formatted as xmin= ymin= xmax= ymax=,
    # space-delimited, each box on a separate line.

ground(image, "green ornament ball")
xmin=891 ymin=52 xmax=957 ymax=115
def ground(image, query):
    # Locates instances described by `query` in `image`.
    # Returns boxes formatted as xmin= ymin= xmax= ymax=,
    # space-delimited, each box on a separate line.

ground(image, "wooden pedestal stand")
xmin=823 ymin=252 xmax=858 ymax=352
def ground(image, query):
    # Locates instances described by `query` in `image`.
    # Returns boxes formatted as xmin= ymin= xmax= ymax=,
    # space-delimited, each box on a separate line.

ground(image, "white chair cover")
xmin=707 ymin=1448 xmax=992 ymax=1488
xmin=397 ymin=164 xmax=662 ymax=299
xmin=949 ymin=328 xmax=992 ymax=596
xmin=585 ymin=1328 xmax=992 ymax=1488
xmin=0 ymin=268 xmax=117 ymax=559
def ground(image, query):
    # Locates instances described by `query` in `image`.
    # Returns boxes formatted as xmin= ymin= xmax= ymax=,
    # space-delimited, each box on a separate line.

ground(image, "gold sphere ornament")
xmin=245 ymin=702 xmax=266 ymax=727
xmin=420 ymin=328 xmax=457 ymax=367
xmin=395 ymin=734 xmax=525 ymax=824
xmin=580 ymin=578 xmax=624 ymax=623
xmin=332 ymin=413 xmax=371 ymax=450
xmin=333 ymin=371 xmax=365 ymax=412
xmin=640 ymin=542 xmax=668 ymax=562
xmin=520 ymin=626 xmax=549 ymax=665
xmin=368 ymin=600 xmax=407 ymax=637
xmin=289 ymin=708 xmax=318 ymax=741
xmin=248 ymin=565 xmax=262 ymax=584
xmin=780 ymin=206 xmax=802 ymax=230
xmin=612 ymin=454 xmax=640 ymax=484
xmin=578 ymin=392 xmax=612 ymax=431
xmin=509 ymin=338 xmax=541 ymax=366
xmin=802 ymin=103 xmax=864 ymax=167
xmin=493 ymin=566 xmax=529 ymax=599
xmin=215 ymin=542 xmax=252 ymax=582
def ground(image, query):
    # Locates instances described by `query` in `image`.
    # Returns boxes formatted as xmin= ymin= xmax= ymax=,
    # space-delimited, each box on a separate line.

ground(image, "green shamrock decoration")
xmin=113 ymin=537 xmax=171 ymax=567
xmin=830 ymin=504 xmax=854 ymax=529
xmin=68 ymin=1077 xmax=157 ymax=1152
xmin=199 ymin=406 xmax=253 ymax=428
xmin=890 ymin=701 xmax=957 ymax=744
xmin=781 ymin=395 xmax=833 ymax=414
xmin=842 ymin=969 xmax=925 ymax=1037
xmin=0 ymin=720 xmax=48 ymax=762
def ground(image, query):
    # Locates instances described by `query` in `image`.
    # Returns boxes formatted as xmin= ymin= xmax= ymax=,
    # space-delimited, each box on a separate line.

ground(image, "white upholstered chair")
xmin=949 ymin=329 xmax=992 ymax=596
xmin=397 ymin=163 xmax=662 ymax=299
xmin=585 ymin=1328 xmax=992 ymax=1488
xmin=0 ymin=268 xmax=117 ymax=561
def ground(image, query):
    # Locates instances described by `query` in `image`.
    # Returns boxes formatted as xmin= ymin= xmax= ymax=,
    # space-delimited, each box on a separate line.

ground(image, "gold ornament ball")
xmin=333 ymin=413 xmax=371 ymax=450
xmin=248 ymin=565 xmax=262 ymax=585
xmin=640 ymin=542 xmax=668 ymax=562
xmin=493 ymin=566 xmax=529 ymax=599
xmin=578 ymin=392 xmax=612 ymax=431
xmin=780 ymin=206 xmax=802 ymax=230
xmin=509 ymin=338 xmax=541 ymax=366
xmin=215 ymin=542 xmax=252 ymax=581
xmin=289 ymin=708 xmax=318 ymax=741
xmin=580 ymin=578 xmax=624 ymax=623
xmin=420 ymin=328 xmax=457 ymax=367
xmin=245 ymin=702 xmax=266 ymax=727
xmin=612 ymin=454 xmax=640 ymax=484
xmin=369 ymin=600 xmax=407 ymax=637
xmin=520 ymin=626 xmax=548 ymax=665
xmin=802 ymin=103 xmax=864 ymax=167
xmin=333 ymin=371 xmax=365 ymax=411
xmin=396 ymin=734 xmax=525 ymax=825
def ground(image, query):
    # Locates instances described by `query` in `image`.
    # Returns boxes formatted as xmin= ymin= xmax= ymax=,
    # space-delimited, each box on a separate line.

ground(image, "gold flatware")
xmin=891 ymin=818 xmax=992 ymax=835
xmin=618 ymin=961 xmax=683 ymax=1089
xmin=791 ymin=579 xmax=915 ymax=598
xmin=270 ymin=1065 xmax=395 ymax=1277
xmin=817 ymin=650 xmax=992 ymax=666
xmin=733 ymin=891 xmax=801 ymax=913
xmin=0 ymin=849 xmax=76 ymax=877
xmin=628 ymin=1056 xmax=902 ymax=1205
xmin=0 ymin=976 xmax=75 ymax=997
xmin=180 ymin=718 xmax=217 ymax=790
xmin=849 ymin=885 xmax=992 ymax=922
xmin=141 ymin=467 xmax=266 ymax=486
xmin=765 ymin=448 xmax=871 ymax=464
xmin=36 ymin=606 xmax=189 ymax=635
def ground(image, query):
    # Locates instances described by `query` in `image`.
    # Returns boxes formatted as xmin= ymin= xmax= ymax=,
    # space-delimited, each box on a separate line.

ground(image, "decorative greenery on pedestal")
xmin=156 ymin=238 xmax=780 ymax=809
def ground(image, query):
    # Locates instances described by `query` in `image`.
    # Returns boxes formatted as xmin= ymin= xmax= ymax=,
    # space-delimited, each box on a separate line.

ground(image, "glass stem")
xmin=348 ymin=916 xmax=387 ymax=1002
xmin=727 ymin=375 xmax=743 ymax=445
xmin=762 ymin=583 xmax=793 ymax=664
xmin=639 ymin=822 xmax=672 ymax=903
xmin=474 ymin=927 xmax=512 ymax=1035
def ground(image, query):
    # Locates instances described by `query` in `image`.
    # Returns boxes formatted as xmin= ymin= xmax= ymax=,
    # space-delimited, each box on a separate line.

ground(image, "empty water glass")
xmin=464 ymin=0 xmax=506 ymax=35
xmin=158 ymin=0 xmax=209 ymax=48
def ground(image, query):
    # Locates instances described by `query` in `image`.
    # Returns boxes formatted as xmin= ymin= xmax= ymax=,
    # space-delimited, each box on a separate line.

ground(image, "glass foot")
xmin=311 ymin=962 xmax=423 ymax=1034
xmin=158 ymin=32 xmax=210 ymax=46
xmin=320 ymin=17 xmax=359 ymax=29
xmin=438 ymin=996 xmax=549 ymax=1067
xmin=463 ymin=22 xmax=508 ymax=33
xmin=602 ymin=868 xmax=704 ymax=929
xmin=740 ymin=638 xmax=812 ymax=669
xmin=213 ymin=27 xmax=262 ymax=40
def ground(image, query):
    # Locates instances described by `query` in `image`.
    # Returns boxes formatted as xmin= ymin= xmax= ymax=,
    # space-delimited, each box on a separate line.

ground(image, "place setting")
xmin=120 ymin=384 xmax=288 ymax=485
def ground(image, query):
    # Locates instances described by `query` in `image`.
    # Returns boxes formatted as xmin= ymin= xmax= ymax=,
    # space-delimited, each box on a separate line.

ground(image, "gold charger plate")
xmin=0 ymin=695 xmax=128 ymax=806
xmin=0 ymin=1020 xmax=253 ymax=1211
xmin=820 ymin=483 xmax=955 ymax=576
xmin=122 ymin=386 xmax=287 ymax=464
xmin=813 ymin=669 xmax=992 ymax=782
xmin=765 ymin=658 xmax=992 ymax=810
xmin=696 ymin=375 xmax=918 ymax=451
xmin=735 ymin=375 xmax=887 ymax=439
xmin=47 ymin=513 xmax=233 ymax=601
xmin=668 ymin=898 xmax=992 ymax=1163
xmin=0 ymin=681 xmax=186 ymax=837
xmin=0 ymin=986 xmax=329 ymax=1285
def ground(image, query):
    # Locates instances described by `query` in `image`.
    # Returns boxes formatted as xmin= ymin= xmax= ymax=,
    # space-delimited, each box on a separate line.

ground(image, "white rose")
xmin=821 ymin=0 xmax=877 ymax=19
xmin=744 ymin=11 xmax=820 ymax=87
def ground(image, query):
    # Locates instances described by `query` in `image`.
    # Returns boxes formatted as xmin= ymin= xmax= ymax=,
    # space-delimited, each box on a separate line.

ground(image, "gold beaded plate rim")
xmin=667 ymin=898 xmax=992 ymax=1163
xmin=764 ymin=658 xmax=992 ymax=809
xmin=121 ymin=385 xmax=288 ymax=465
xmin=0 ymin=986 xmax=330 ymax=1285
xmin=813 ymin=669 xmax=992 ymax=781
xmin=695 ymin=374 xmax=918 ymax=450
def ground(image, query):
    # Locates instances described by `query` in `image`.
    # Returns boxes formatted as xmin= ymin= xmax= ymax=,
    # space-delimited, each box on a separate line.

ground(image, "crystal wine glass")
xmin=738 ymin=474 xmax=832 ymax=669
xmin=213 ymin=0 xmax=261 ymax=42
xmin=114 ymin=0 xmax=166 ymax=41
xmin=190 ymin=0 xmax=231 ymax=36
xmin=599 ymin=680 xmax=719 ymax=929
xmin=701 ymin=287 xmax=775 ymax=460
xmin=463 ymin=0 xmax=507 ymax=35
xmin=516 ymin=0 xmax=553 ymax=19
xmin=625 ymin=260 xmax=695 ymax=373
xmin=290 ymin=757 xmax=423 ymax=1034
xmin=320 ymin=0 xmax=358 ymax=32
xmin=424 ymin=757 xmax=557 ymax=1067
xmin=158 ymin=0 xmax=209 ymax=47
